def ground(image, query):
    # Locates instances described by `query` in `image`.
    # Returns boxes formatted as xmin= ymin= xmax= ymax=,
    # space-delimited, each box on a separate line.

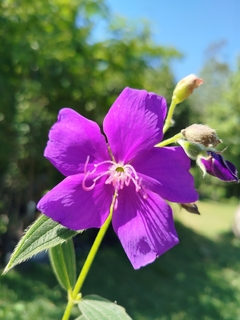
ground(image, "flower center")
xmin=105 ymin=163 xmax=141 ymax=192
xmin=82 ymin=156 xmax=141 ymax=194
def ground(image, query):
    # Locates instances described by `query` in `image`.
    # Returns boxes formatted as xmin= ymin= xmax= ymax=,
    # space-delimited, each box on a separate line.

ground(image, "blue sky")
xmin=105 ymin=0 xmax=240 ymax=80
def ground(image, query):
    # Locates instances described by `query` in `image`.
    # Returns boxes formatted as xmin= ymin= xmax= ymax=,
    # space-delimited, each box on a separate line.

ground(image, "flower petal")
xmin=37 ymin=173 xmax=113 ymax=230
xmin=132 ymin=146 xmax=198 ymax=203
xmin=112 ymin=186 xmax=179 ymax=269
xmin=202 ymin=152 xmax=239 ymax=182
xmin=103 ymin=87 xmax=167 ymax=163
xmin=45 ymin=108 xmax=110 ymax=176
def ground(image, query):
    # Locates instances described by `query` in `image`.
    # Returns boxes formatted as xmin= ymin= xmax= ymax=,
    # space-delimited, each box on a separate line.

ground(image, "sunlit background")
xmin=1 ymin=1 xmax=240 ymax=319
xmin=100 ymin=0 xmax=240 ymax=80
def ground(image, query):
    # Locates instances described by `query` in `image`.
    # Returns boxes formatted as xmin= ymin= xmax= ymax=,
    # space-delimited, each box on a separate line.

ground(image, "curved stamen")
xmin=93 ymin=159 xmax=116 ymax=170
xmin=82 ymin=171 xmax=96 ymax=191
xmin=124 ymin=164 xmax=139 ymax=180
xmin=84 ymin=155 xmax=91 ymax=174
xmin=124 ymin=172 xmax=141 ymax=192
xmin=93 ymin=170 xmax=111 ymax=185
xmin=83 ymin=157 xmax=114 ymax=190
xmin=85 ymin=156 xmax=116 ymax=175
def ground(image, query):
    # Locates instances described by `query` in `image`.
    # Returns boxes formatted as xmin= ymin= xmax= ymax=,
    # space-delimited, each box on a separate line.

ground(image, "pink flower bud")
xmin=173 ymin=74 xmax=203 ymax=104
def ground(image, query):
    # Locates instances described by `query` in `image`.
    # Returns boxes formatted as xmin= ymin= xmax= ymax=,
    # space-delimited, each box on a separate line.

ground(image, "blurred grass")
xmin=174 ymin=200 xmax=238 ymax=239
xmin=1 ymin=201 xmax=240 ymax=320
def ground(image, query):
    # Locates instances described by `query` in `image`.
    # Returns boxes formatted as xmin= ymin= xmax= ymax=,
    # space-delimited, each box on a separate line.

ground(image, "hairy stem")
xmin=155 ymin=133 xmax=182 ymax=147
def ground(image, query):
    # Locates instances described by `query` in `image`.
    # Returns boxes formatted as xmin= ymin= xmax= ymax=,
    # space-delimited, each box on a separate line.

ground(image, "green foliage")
xmin=3 ymin=215 xmax=80 ymax=274
xmin=77 ymin=295 xmax=132 ymax=319
xmin=49 ymin=239 xmax=76 ymax=290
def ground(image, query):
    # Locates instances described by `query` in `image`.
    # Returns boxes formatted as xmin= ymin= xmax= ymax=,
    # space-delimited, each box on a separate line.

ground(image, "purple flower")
xmin=37 ymin=87 xmax=198 ymax=269
xmin=201 ymin=152 xmax=239 ymax=182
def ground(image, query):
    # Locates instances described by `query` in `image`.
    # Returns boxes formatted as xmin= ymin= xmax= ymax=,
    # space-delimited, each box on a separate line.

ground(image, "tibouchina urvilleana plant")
xmin=3 ymin=74 xmax=239 ymax=320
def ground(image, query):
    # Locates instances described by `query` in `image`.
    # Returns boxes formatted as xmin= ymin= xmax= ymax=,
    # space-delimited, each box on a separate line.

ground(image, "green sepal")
xmin=49 ymin=238 xmax=76 ymax=290
xmin=178 ymin=138 xmax=208 ymax=160
xmin=77 ymin=295 xmax=133 ymax=320
xmin=3 ymin=214 xmax=82 ymax=274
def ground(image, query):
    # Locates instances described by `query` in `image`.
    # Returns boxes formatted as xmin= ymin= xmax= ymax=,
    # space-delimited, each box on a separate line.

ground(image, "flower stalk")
xmin=163 ymin=98 xmax=178 ymax=134
xmin=62 ymin=193 xmax=117 ymax=320
xmin=156 ymin=132 xmax=182 ymax=147
xmin=163 ymin=75 xmax=203 ymax=134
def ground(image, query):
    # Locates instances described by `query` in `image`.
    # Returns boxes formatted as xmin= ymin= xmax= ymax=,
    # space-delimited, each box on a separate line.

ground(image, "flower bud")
xmin=172 ymin=74 xmax=203 ymax=104
xmin=181 ymin=124 xmax=221 ymax=147
xmin=178 ymin=134 xmax=239 ymax=182
xmin=201 ymin=152 xmax=239 ymax=182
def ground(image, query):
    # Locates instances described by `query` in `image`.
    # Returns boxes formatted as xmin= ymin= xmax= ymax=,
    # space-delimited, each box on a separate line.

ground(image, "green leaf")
xmin=3 ymin=215 xmax=82 ymax=274
xmin=78 ymin=295 xmax=133 ymax=320
xmin=49 ymin=238 xmax=76 ymax=290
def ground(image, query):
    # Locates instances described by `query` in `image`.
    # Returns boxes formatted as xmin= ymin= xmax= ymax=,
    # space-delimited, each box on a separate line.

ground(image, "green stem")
xmin=163 ymin=97 xmax=178 ymax=134
xmin=155 ymin=132 xmax=182 ymax=147
xmin=62 ymin=193 xmax=117 ymax=320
